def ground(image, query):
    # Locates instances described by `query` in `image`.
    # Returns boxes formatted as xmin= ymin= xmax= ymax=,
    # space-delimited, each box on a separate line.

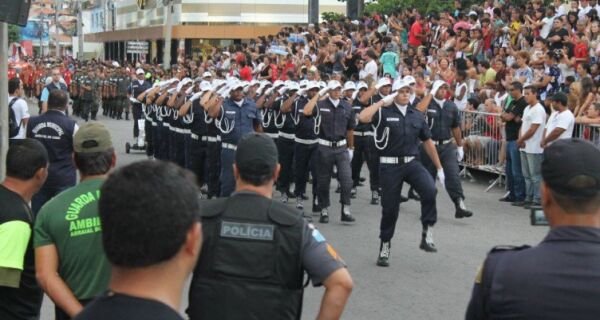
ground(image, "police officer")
xmin=466 ymin=138 xmax=600 ymax=319
xmin=206 ymin=79 xmax=261 ymax=197
xmin=416 ymin=80 xmax=474 ymax=218
xmin=187 ymin=133 xmax=353 ymax=320
xmin=70 ymin=70 xmax=81 ymax=117
xmin=358 ymin=79 xmax=446 ymax=266
xmin=79 ymin=69 xmax=95 ymax=122
xmin=275 ymin=82 xmax=300 ymax=203
xmin=303 ymin=80 xmax=356 ymax=224
xmin=167 ymin=78 xmax=193 ymax=167
xmin=203 ymin=87 xmax=222 ymax=199
xmin=115 ymin=67 xmax=131 ymax=120
xmin=129 ymin=68 xmax=152 ymax=145
xmin=154 ymin=79 xmax=179 ymax=161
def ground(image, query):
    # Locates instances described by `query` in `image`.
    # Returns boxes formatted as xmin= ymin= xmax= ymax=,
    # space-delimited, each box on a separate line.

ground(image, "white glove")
xmin=296 ymin=89 xmax=306 ymax=97
xmin=437 ymin=168 xmax=445 ymax=189
xmin=265 ymin=87 xmax=274 ymax=96
xmin=190 ymin=92 xmax=203 ymax=102
xmin=457 ymin=146 xmax=464 ymax=162
xmin=167 ymin=88 xmax=176 ymax=94
xmin=278 ymin=87 xmax=288 ymax=96
xmin=318 ymin=87 xmax=329 ymax=97
xmin=382 ymin=92 xmax=398 ymax=106
xmin=185 ymin=86 xmax=194 ymax=95
xmin=129 ymin=97 xmax=138 ymax=103
xmin=348 ymin=148 xmax=354 ymax=161
xmin=430 ymin=80 xmax=446 ymax=98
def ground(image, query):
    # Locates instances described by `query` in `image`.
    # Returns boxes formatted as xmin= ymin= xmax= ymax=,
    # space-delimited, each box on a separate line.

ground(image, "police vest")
xmin=188 ymin=192 xmax=305 ymax=320
xmin=45 ymin=82 xmax=68 ymax=96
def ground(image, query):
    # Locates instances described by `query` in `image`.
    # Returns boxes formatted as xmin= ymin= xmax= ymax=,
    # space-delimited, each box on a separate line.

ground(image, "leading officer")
xmin=466 ymin=138 xmax=600 ymax=319
xmin=187 ymin=133 xmax=353 ymax=320
xmin=359 ymin=79 xmax=445 ymax=267
xmin=416 ymin=80 xmax=473 ymax=219
xmin=128 ymin=68 xmax=152 ymax=145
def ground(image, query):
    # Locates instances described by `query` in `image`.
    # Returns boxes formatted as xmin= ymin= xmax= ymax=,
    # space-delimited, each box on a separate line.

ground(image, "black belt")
xmin=434 ymin=139 xmax=452 ymax=145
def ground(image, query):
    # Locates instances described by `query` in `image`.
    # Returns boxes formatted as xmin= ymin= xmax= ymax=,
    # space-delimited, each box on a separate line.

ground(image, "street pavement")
xmin=31 ymin=102 xmax=548 ymax=319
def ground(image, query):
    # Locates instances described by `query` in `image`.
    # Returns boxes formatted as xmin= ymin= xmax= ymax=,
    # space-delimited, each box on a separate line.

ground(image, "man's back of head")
xmin=6 ymin=139 xmax=49 ymax=184
xmin=73 ymin=122 xmax=116 ymax=178
xmin=48 ymin=90 xmax=68 ymax=111
xmin=233 ymin=133 xmax=280 ymax=192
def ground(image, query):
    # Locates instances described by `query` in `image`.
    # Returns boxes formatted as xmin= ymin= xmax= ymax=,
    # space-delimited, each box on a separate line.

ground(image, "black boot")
xmin=341 ymin=205 xmax=355 ymax=223
xmin=376 ymin=241 xmax=391 ymax=267
xmin=312 ymin=196 xmax=321 ymax=213
xmin=454 ymin=198 xmax=473 ymax=218
xmin=420 ymin=226 xmax=437 ymax=252
xmin=371 ymin=190 xmax=380 ymax=205
xmin=125 ymin=112 xmax=130 ymax=121
xmin=319 ymin=208 xmax=329 ymax=223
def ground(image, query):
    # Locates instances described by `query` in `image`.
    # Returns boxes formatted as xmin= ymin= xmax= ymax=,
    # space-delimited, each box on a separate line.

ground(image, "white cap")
xmin=176 ymin=77 xmax=193 ymax=92
xmin=287 ymin=82 xmax=300 ymax=92
xmin=403 ymin=75 xmax=416 ymax=85
xmin=112 ymin=61 xmax=120 ymax=67
xmin=327 ymin=80 xmax=342 ymax=90
xmin=136 ymin=68 xmax=144 ymax=75
xmin=431 ymin=80 xmax=449 ymax=96
xmin=392 ymin=79 xmax=410 ymax=91
xmin=202 ymin=71 xmax=213 ymax=78
xmin=468 ymin=11 xmax=478 ymax=17
xmin=306 ymin=81 xmax=320 ymax=90
xmin=375 ymin=78 xmax=392 ymax=90
xmin=356 ymin=81 xmax=369 ymax=91
xmin=343 ymin=81 xmax=357 ymax=92
xmin=223 ymin=51 xmax=231 ymax=56
xmin=273 ymin=80 xmax=285 ymax=88
xmin=229 ymin=80 xmax=244 ymax=91
xmin=299 ymin=80 xmax=309 ymax=88
xmin=200 ymin=81 xmax=213 ymax=92
xmin=250 ymin=80 xmax=260 ymax=87
xmin=351 ymin=20 xmax=360 ymax=25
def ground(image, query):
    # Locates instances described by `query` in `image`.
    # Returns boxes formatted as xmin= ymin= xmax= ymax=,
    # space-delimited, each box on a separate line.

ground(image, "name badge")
xmin=427 ymin=109 xmax=437 ymax=114
xmin=220 ymin=221 xmax=274 ymax=241
xmin=386 ymin=117 xmax=399 ymax=122
xmin=298 ymin=109 xmax=304 ymax=112
xmin=320 ymin=108 xmax=331 ymax=112
xmin=352 ymin=106 xmax=362 ymax=110
xmin=226 ymin=111 xmax=236 ymax=115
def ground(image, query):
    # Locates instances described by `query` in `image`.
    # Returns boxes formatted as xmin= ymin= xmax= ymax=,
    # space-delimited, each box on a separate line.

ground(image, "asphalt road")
xmin=31 ymin=101 xmax=548 ymax=319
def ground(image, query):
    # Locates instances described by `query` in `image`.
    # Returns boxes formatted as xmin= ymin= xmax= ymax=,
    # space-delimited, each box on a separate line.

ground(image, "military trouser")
xmin=316 ymin=145 xmax=352 ymax=208
xmin=277 ymin=136 xmax=295 ymax=193
xmin=186 ymin=134 xmax=208 ymax=187
xmin=379 ymin=160 xmax=437 ymax=242
xmin=206 ymin=139 xmax=221 ymax=198
xmin=294 ymin=141 xmax=318 ymax=197
xmin=81 ymin=99 xmax=93 ymax=121
xmin=351 ymin=134 xmax=380 ymax=191
xmin=72 ymin=97 xmax=81 ymax=116
xmin=115 ymin=96 xmax=129 ymax=119
xmin=132 ymin=103 xmax=143 ymax=137
xmin=420 ymin=143 xmax=464 ymax=203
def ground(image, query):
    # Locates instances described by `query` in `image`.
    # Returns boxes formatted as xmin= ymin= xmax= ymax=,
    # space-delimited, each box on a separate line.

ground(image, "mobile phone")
xmin=530 ymin=206 xmax=548 ymax=226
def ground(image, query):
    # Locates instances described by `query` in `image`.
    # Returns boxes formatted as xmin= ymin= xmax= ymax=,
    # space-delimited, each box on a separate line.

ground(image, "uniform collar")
xmin=543 ymin=226 xmax=600 ymax=244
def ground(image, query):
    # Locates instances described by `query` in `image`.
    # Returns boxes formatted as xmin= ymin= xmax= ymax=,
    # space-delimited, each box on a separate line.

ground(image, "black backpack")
xmin=8 ymin=98 xmax=20 ymax=138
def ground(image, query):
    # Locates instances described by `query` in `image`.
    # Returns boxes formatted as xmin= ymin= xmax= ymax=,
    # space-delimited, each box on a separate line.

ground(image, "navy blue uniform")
xmin=275 ymin=96 xmax=297 ymax=195
xmin=217 ymin=98 xmax=261 ymax=197
xmin=351 ymin=95 xmax=380 ymax=193
xmin=293 ymin=96 xmax=319 ymax=199
xmin=128 ymin=79 xmax=152 ymax=138
xmin=372 ymin=104 xmax=437 ymax=241
xmin=466 ymin=226 xmax=600 ymax=320
xmin=184 ymin=99 xmax=210 ymax=187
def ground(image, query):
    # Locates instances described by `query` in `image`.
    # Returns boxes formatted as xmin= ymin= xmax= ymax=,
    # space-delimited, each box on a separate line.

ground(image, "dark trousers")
xmin=505 ymin=140 xmax=525 ymax=201
xmin=207 ymin=141 xmax=221 ymax=198
xmin=420 ymin=143 xmax=464 ymax=202
xmin=157 ymin=123 xmax=171 ymax=161
xmin=169 ymin=131 xmax=186 ymax=167
xmin=294 ymin=142 xmax=318 ymax=197
xmin=55 ymin=298 xmax=92 ymax=320
xmin=186 ymin=136 xmax=208 ymax=187
xmin=145 ymin=120 xmax=155 ymax=157
xmin=81 ymin=99 xmax=95 ymax=120
xmin=351 ymin=135 xmax=380 ymax=191
xmin=379 ymin=161 xmax=437 ymax=242
xmin=277 ymin=136 xmax=295 ymax=192
xmin=316 ymin=146 xmax=352 ymax=208
xmin=132 ymin=103 xmax=143 ymax=138
xmin=220 ymin=148 xmax=236 ymax=197
xmin=32 ymin=185 xmax=71 ymax=215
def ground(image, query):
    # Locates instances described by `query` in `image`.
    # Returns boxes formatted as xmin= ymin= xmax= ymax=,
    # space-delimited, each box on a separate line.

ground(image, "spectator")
xmin=542 ymin=92 xmax=575 ymax=147
xmin=74 ymin=161 xmax=202 ymax=320
xmin=26 ymin=90 xmax=78 ymax=214
xmin=34 ymin=122 xmax=116 ymax=320
xmin=8 ymin=78 xmax=30 ymax=140
xmin=516 ymin=85 xmax=547 ymax=208
xmin=379 ymin=43 xmax=399 ymax=79
xmin=409 ymin=15 xmax=426 ymax=48
xmin=501 ymin=81 xmax=528 ymax=203
xmin=0 ymin=139 xmax=48 ymax=319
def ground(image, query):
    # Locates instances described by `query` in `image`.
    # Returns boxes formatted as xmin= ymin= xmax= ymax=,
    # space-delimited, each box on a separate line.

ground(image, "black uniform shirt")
xmin=190 ymin=99 xmax=209 ymax=137
xmin=128 ymin=80 xmax=151 ymax=101
xmin=294 ymin=96 xmax=318 ymax=140
xmin=274 ymin=97 xmax=296 ymax=135
xmin=466 ymin=226 xmax=600 ymax=320
xmin=352 ymin=97 xmax=372 ymax=132
xmin=373 ymin=103 xmax=431 ymax=157
xmin=313 ymin=98 xmax=355 ymax=142
xmin=426 ymin=99 xmax=460 ymax=141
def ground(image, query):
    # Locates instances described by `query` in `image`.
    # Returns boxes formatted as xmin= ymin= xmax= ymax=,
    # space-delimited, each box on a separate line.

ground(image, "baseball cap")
xmin=327 ymin=80 xmax=342 ymax=90
xmin=392 ymin=79 xmax=410 ymax=91
xmin=343 ymin=81 xmax=357 ymax=92
xmin=550 ymin=92 xmax=568 ymax=106
xmin=136 ymin=68 xmax=144 ymax=75
xmin=74 ymin=122 xmax=113 ymax=153
xmin=235 ymin=133 xmax=278 ymax=171
xmin=542 ymin=138 xmax=600 ymax=198
xmin=202 ymin=71 xmax=213 ymax=78
xmin=375 ymin=78 xmax=392 ymax=90
xmin=356 ymin=82 xmax=368 ymax=91
xmin=200 ymin=81 xmax=213 ymax=92
xmin=403 ymin=75 xmax=416 ymax=85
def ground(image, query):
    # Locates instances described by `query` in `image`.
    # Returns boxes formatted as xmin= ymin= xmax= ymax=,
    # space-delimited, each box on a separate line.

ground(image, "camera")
xmin=530 ymin=205 xmax=548 ymax=226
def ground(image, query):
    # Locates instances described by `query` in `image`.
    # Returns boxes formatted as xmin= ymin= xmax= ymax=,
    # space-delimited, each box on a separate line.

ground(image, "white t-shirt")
xmin=545 ymin=109 xmax=574 ymax=144
xmin=520 ymin=103 xmax=547 ymax=154
xmin=540 ymin=17 xmax=555 ymax=39
xmin=8 ymin=96 xmax=30 ymax=139
xmin=363 ymin=60 xmax=378 ymax=82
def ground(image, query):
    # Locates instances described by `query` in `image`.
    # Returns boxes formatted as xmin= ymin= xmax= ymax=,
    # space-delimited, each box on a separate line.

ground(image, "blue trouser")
xmin=351 ymin=135 xmax=380 ymax=191
xmin=379 ymin=160 xmax=437 ymax=242
xmin=316 ymin=145 xmax=352 ymax=208
xmin=420 ymin=143 xmax=464 ymax=202
xmin=520 ymin=151 xmax=543 ymax=203
xmin=185 ymin=136 xmax=207 ymax=187
xmin=505 ymin=140 xmax=525 ymax=201
xmin=294 ymin=142 xmax=318 ymax=197
xmin=169 ymin=130 xmax=186 ymax=167
xmin=206 ymin=140 xmax=221 ymax=198
xmin=158 ymin=123 xmax=171 ymax=161
xmin=277 ymin=136 xmax=295 ymax=192
xmin=220 ymin=148 xmax=236 ymax=197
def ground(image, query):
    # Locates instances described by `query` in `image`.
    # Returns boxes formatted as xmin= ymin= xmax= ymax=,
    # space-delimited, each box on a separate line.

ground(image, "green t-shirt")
xmin=34 ymin=178 xmax=111 ymax=300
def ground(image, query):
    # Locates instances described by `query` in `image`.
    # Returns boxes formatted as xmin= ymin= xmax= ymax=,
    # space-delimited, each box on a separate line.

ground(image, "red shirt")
xmin=409 ymin=21 xmax=423 ymax=47
xmin=281 ymin=62 xmax=295 ymax=80
xmin=64 ymin=70 xmax=72 ymax=86
xmin=239 ymin=66 xmax=252 ymax=81
xmin=574 ymin=42 xmax=589 ymax=68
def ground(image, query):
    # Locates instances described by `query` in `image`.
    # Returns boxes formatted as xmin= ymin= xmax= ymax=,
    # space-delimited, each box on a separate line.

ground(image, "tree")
xmin=364 ymin=0 xmax=456 ymax=15
xmin=322 ymin=11 xmax=346 ymax=22
xmin=8 ymin=24 xmax=21 ymax=44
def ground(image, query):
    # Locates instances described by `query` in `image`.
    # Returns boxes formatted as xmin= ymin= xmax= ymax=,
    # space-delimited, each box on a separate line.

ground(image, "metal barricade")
xmin=459 ymin=110 xmax=506 ymax=192
xmin=573 ymin=123 xmax=600 ymax=147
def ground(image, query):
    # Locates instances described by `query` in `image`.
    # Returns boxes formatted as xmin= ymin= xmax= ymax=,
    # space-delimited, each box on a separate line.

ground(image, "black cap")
xmin=542 ymin=138 xmax=600 ymax=198
xmin=549 ymin=92 xmax=568 ymax=106
xmin=235 ymin=133 xmax=278 ymax=170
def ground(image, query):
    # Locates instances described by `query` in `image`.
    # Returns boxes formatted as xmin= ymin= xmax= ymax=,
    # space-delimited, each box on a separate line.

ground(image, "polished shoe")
xmin=371 ymin=190 xmax=380 ymax=205
xmin=319 ymin=208 xmax=329 ymax=223
xmin=376 ymin=241 xmax=391 ymax=267
xmin=499 ymin=196 xmax=515 ymax=202
xmin=512 ymin=200 xmax=530 ymax=207
xmin=341 ymin=205 xmax=355 ymax=223
xmin=312 ymin=197 xmax=321 ymax=213
xmin=296 ymin=198 xmax=304 ymax=210
xmin=454 ymin=199 xmax=473 ymax=218
xmin=420 ymin=227 xmax=437 ymax=252
xmin=350 ymin=188 xmax=357 ymax=199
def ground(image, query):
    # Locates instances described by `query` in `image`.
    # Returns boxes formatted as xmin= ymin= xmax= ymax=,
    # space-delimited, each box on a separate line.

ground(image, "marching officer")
xmin=70 ymin=69 xmax=81 ymax=117
xmin=416 ymin=80 xmax=474 ymax=219
xmin=128 ymin=68 xmax=152 ymax=144
xmin=167 ymin=78 xmax=193 ymax=167
xmin=79 ymin=69 xmax=95 ymax=122
xmin=303 ymin=80 xmax=356 ymax=224
xmin=206 ymin=79 xmax=262 ymax=197
xmin=115 ymin=66 xmax=131 ymax=120
xmin=275 ymin=82 xmax=300 ymax=203
xmin=358 ymin=79 xmax=446 ymax=266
